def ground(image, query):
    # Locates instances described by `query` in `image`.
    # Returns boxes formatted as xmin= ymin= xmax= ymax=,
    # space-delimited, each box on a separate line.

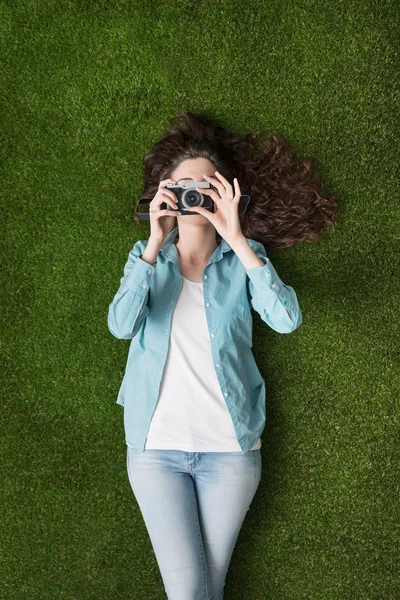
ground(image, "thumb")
xmin=188 ymin=206 xmax=209 ymax=218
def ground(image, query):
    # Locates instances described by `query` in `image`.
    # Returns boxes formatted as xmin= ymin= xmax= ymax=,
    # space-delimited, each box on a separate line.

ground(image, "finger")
xmin=165 ymin=205 xmax=181 ymax=213
xmin=211 ymin=171 xmax=234 ymax=198
xmin=151 ymin=199 xmax=178 ymax=212
xmin=187 ymin=206 xmax=215 ymax=223
xmin=203 ymin=173 xmax=225 ymax=197
xmin=159 ymin=179 xmax=176 ymax=187
xmin=160 ymin=194 xmax=178 ymax=208
xmin=152 ymin=191 xmax=178 ymax=210
xmin=161 ymin=189 xmax=178 ymax=200
xmin=233 ymin=177 xmax=241 ymax=202
xmin=195 ymin=186 xmax=220 ymax=206
xmin=152 ymin=209 xmax=181 ymax=217
xmin=150 ymin=195 xmax=179 ymax=211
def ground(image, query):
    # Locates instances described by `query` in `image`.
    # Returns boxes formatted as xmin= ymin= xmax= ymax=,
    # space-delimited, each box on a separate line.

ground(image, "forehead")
xmin=172 ymin=158 xmax=215 ymax=180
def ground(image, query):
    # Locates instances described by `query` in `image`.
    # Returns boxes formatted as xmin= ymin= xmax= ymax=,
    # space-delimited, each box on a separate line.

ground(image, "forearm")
xmin=140 ymin=236 xmax=163 ymax=265
xmin=230 ymin=235 xmax=303 ymax=333
xmin=229 ymin=235 xmax=265 ymax=269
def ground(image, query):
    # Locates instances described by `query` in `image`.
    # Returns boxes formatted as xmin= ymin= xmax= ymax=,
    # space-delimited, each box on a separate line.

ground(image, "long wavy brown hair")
xmin=135 ymin=111 xmax=338 ymax=251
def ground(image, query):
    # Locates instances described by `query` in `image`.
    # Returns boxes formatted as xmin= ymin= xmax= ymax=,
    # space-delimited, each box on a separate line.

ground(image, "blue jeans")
xmin=126 ymin=447 xmax=262 ymax=600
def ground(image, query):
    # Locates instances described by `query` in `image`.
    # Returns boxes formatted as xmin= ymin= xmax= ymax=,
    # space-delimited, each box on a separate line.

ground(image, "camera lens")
xmin=182 ymin=189 xmax=203 ymax=209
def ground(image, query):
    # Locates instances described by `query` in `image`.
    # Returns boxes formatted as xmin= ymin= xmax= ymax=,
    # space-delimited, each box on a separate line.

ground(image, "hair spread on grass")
xmin=136 ymin=111 xmax=338 ymax=251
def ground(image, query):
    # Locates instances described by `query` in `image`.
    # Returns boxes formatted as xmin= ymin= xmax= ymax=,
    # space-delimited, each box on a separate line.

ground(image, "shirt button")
xmin=272 ymin=283 xmax=278 ymax=288
xmin=147 ymin=269 xmax=152 ymax=274
xmin=206 ymin=303 xmax=210 ymax=307
xmin=224 ymin=392 xmax=229 ymax=396
xmin=204 ymin=275 xmax=208 ymax=279
xmin=141 ymin=283 xmax=147 ymax=288
xmin=211 ymin=333 xmax=215 ymax=337
xmin=216 ymin=363 xmax=220 ymax=367
xmin=283 ymin=300 xmax=290 ymax=306
xmin=264 ymin=270 xmax=271 ymax=276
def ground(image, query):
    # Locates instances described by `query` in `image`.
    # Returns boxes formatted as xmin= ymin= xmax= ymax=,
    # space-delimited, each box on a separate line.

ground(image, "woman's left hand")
xmin=186 ymin=171 xmax=244 ymax=244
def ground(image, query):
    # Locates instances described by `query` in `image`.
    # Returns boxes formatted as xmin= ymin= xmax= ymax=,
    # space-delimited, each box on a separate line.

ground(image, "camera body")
xmin=165 ymin=181 xmax=250 ymax=216
xmin=165 ymin=181 xmax=214 ymax=215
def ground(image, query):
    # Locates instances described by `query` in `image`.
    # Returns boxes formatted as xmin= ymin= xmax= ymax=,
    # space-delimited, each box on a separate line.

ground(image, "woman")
xmin=108 ymin=112 xmax=338 ymax=599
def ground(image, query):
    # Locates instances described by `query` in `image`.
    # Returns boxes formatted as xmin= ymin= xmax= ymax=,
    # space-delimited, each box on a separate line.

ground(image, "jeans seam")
xmin=126 ymin=446 xmax=136 ymax=495
xmin=252 ymin=450 xmax=260 ymax=498
xmin=190 ymin=475 xmax=211 ymax=600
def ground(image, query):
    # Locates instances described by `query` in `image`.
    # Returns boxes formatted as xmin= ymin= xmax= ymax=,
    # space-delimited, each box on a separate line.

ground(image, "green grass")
xmin=1 ymin=1 xmax=399 ymax=598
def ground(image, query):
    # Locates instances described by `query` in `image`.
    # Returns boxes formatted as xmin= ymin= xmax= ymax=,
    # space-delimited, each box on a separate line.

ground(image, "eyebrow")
xmin=178 ymin=177 xmax=207 ymax=181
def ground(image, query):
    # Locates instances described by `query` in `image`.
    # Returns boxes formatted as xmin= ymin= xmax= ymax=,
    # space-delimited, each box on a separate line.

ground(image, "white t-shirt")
xmin=129 ymin=275 xmax=261 ymax=452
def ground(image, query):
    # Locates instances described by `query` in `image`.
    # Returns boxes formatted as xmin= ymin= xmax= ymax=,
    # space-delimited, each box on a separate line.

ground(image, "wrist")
xmin=141 ymin=236 xmax=163 ymax=265
xmin=226 ymin=233 xmax=247 ymax=249
xmin=147 ymin=235 xmax=164 ymax=249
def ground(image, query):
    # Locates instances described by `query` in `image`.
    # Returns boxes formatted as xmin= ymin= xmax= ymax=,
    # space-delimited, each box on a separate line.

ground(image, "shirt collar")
xmin=159 ymin=227 xmax=232 ymax=264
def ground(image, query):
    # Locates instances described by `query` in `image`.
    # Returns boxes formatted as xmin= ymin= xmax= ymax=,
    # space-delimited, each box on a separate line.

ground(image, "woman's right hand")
xmin=148 ymin=179 xmax=181 ymax=242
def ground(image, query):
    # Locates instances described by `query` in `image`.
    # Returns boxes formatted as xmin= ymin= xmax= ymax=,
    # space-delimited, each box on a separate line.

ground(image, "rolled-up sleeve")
xmin=108 ymin=240 xmax=156 ymax=339
xmin=245 ymin=243 xmax=303 ymax=334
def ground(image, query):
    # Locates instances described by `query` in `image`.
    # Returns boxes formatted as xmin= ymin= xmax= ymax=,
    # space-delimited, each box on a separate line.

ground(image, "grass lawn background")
xmin=1 ymin=1 xmax=399 ymax=598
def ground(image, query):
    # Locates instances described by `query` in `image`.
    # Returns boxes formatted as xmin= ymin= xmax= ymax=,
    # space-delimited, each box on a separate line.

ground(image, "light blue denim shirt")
xmin=108 ymin=226 xmax=302 ymax=454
